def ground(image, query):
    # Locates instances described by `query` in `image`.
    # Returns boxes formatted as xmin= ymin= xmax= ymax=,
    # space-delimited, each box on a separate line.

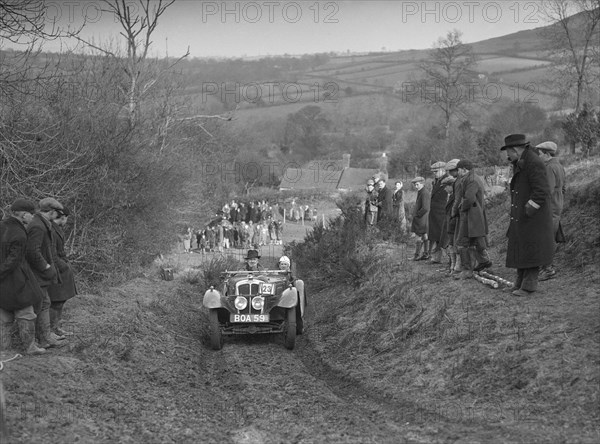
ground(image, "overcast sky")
xmin=22 ymin=1 xmax=549 ymax=58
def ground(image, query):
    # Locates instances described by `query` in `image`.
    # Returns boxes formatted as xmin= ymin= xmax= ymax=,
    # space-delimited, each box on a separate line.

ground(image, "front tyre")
xmin=284 ymin=306 xmax=297 ymax=350
xmin=209 ymin=309 xmax=223 ymax=350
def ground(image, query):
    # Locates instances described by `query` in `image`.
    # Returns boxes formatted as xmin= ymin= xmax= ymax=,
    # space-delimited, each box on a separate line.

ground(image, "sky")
xmin=15 ymin=1 xmax=550 ymax=58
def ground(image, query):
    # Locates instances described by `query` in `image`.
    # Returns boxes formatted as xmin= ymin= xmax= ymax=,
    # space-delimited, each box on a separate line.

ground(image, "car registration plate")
xmin=230 ymin=314 xmax=270 ymax=323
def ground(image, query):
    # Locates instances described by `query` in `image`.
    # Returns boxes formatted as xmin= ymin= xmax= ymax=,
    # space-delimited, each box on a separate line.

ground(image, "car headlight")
xmin=234 ymin=296 xmax=248 ymax=310
xmin=251 ymin=296 xmax=264 ymax=310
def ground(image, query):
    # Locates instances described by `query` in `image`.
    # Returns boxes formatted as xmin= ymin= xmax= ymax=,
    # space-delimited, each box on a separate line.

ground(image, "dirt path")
xmin=3 ymin=205 xmax=589 ymax=443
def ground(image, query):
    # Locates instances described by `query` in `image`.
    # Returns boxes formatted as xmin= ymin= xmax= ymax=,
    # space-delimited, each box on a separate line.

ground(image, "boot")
xmin=454 ymin=248 xmax=473 ymax=280
xmin=448 ymin=252 xmax=457 ymax=276
xmin=0 ymin=321 xmax=14 ymax=351
xmin=430 ymin=247 xmax=443 ymax=264
xmin=412 ymin=240 xmax=422 ymax=260
xmin=50 ymin=305 xmax=72 ymax=337
xmin=36 ymin=309 xmax=65 ymax=348
xmin=454 ymin=253 xmax=462 ymax=272
xmin=17 ymin=319 xmax=46 ymax=355
xmin=419 ymin=240 xmax=430 ymax=260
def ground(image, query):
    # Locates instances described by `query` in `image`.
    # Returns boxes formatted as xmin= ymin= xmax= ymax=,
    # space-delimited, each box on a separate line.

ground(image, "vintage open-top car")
xmin=203 ymin=269 xmax=306 ymax=350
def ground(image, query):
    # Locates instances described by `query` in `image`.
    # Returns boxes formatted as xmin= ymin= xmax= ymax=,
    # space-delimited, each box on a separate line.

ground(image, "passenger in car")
xmin=278 ymin=256 xmax=305 ymax=303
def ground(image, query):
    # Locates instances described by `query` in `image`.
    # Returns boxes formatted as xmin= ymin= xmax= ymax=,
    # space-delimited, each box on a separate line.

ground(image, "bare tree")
xmin=0 ymin=0 xmax=81 ymax=99
xmin=541 ymin=0 xmax=600 ymax=113
xmin=419 ymin=30 xmax=477 ymax=138
xmin=72 ymin=0 xmax=189 ymax=128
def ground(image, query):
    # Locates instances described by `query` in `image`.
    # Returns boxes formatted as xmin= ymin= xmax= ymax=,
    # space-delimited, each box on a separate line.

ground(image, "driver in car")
xmin=278 ymin=255 xmax=305 ymax=302
xmin=244 ymin=249 xmax=263 ymax=271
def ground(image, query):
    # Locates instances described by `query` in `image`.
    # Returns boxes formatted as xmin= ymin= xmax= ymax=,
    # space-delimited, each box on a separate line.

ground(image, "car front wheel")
xmin=209 ymin=309 xmax=223 ymax=350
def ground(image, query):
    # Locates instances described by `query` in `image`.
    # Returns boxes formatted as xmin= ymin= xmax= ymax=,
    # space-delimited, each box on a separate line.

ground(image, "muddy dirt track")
xmin=2 ymin=255 xmax=543 ymax=444
xmin=3 ymin=215 xmax=590 ymax=443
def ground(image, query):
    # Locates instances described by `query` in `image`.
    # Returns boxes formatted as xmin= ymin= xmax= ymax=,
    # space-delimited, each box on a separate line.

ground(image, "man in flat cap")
xmin=410 ymin=177 xmax=430 ymax=260
xmin=427 ymin=161 xmax=448 ymax=263
xmin=453 ymin=160 xmax=491 ymax=280
xmin=502 ymin=134 xmax=554 ymax=296
xmin=26 ymin=197 xmax=65 ymax=347
xmin=535 ymin=141 xmax=566 ymax=281
xmin=0 ymin=199 xmax=46 ymax=354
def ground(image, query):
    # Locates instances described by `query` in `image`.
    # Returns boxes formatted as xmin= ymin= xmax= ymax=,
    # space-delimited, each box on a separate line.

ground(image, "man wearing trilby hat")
xmin=502 ymin=134 xmax=554 ymax=297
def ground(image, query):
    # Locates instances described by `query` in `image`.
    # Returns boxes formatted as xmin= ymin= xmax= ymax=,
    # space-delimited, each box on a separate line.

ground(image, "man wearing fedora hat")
xmin=244 ymin=249 xmax=263 ymax=271
xmin=502 ymin=134 xmax=554 ymax=297
xmin=535 ymin=141 xmax=566 ymax=281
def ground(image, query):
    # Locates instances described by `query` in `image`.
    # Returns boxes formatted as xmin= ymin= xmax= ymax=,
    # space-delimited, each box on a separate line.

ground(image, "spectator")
xmin=439 ymin=175 xmax=458 ymax=275
xmin=502 ymin=134 xmax=554 ymax=297
xmin=453 ymin=160 xmax=491 ymax=280
xmin=26 ymin=197 xmax=64 ymax=348
xmin=376 ymin=178 xmax=394 ymax=223
xmin=0 ymin=199 xmax=46 ymax=355
xmin=410 ymin=177 xmax=430 ymax=260
xmin=535 ymin=141 xmax=566 ymax=281
xmin=392 ymin=181 xmax=407 ymax=233
xmin=48 ymin=206 xmax=77 ymax=337
xmin=427 ymin=162 xmax=448 ymax=263
xmin=364 ymin=179 xmax=378 ymax=227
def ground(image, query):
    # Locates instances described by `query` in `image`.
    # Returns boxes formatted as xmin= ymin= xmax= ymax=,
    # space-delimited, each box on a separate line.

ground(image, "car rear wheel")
xmin=284 ymin=307 xmax=296 ymax=350
xmin=209 ymin=309 xmax=223 ymax=350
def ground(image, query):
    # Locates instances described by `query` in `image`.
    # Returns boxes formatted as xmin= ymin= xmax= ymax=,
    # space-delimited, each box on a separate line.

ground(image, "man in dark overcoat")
xmin=453 ymin=160 xmax=491 ymax=280
xmin=0 ymin=199 xmax=46 ymax=354
xmin=410 ymin=177 xmax=430 ymax=260
xmin=48 ymin=206 xmax=77 ymax=337
xmin=26 ymin=197 xmax=65 ymax=347
xmin=427 ymin=161 xmax=448 ymax=263
xmin=376 ymin=178 xmax=394 ymax=223
xmin=502 ymin=134 xmax=554 ymax=296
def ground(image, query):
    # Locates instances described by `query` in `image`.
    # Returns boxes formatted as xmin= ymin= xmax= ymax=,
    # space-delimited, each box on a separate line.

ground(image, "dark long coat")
xmin=428 ymin=175 xmax=448 ymax=242
xmin=506 ymin=148 xmax=555 ymax=268
xmin=440 ymin=189 xmax=456 ymax=249
xmin=376 ymin=185 xmax=394 ymax=222
xmin=411 ymin=188 xmax=430 ymax=235
xmin=457 ymin=170 xmax=488 ymax=240
xmin=48 ymin=222 xmax=77 ymax=302
xmin=26 ymin=213 xmax=60 ymax=287
xmin=0 ymin=217 xmax=44 ymax=312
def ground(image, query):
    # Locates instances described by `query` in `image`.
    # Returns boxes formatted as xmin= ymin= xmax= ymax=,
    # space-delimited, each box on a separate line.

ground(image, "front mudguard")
xmin=203 ymin=289 xmax=222 ymax=309
xmin=277 ymin=287 xmax=298 ymax=308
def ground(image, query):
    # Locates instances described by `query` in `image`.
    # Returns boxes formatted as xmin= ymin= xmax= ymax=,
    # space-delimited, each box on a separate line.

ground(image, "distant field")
xmin=497 ymin=67 xmax=553 ymax=92
xmin=476 ymin=56 xmax=551 ymax=73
